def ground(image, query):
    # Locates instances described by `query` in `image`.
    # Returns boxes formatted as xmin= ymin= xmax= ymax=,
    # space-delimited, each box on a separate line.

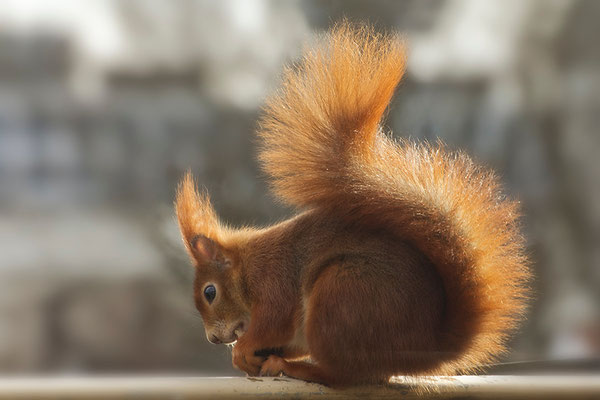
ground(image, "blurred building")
xmin=0 ymin=0 xmax=598 ymax=374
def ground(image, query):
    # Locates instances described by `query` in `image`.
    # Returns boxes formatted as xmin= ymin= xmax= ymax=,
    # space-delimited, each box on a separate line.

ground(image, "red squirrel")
xmin=175 ymin=22 xmax=530 ymax=385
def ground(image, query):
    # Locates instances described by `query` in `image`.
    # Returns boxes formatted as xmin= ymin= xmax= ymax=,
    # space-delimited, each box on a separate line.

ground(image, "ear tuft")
xmin=175 ymin=171 xmax=223 ymax=262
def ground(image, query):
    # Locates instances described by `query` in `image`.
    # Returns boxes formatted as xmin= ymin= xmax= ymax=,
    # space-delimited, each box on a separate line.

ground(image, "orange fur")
xmin=175 ymin=22 xmax=530 ymax=385
xmin=175 ymin=172 xmax=222 ymax=253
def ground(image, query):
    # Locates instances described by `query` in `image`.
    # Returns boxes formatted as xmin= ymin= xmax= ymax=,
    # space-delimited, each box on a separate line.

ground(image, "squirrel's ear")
xmin=190 ymin=235 xmax=224 ymax=265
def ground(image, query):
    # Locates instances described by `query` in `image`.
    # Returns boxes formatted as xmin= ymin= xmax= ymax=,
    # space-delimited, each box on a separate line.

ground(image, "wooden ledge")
xmin=0 ymin=375 xmax=598 ymax=399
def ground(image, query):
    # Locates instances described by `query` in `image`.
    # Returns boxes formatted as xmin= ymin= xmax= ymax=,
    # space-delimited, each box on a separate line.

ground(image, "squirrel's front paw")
xmin=232 ymin=343 xmax=265 ymax=376
xmin=259 ymin=355 xmax=286 ymax=377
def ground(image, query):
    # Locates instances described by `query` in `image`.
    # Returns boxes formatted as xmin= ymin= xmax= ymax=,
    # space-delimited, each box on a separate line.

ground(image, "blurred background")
xmin=0 ymin=0 xmax=598 ymax=376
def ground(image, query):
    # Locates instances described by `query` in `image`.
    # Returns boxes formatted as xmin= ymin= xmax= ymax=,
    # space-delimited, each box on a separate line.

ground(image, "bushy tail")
xmin=258 ymin=22 xmax=530 ymax=374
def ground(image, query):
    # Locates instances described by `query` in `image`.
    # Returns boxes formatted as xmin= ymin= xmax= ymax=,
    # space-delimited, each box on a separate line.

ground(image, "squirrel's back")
xmin=258 ymin=22 xmax=531 ymax=375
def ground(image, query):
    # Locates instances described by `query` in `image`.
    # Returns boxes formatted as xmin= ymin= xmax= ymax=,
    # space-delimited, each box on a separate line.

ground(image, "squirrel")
xmin=175 ymin=22 xmax=530 ymax=386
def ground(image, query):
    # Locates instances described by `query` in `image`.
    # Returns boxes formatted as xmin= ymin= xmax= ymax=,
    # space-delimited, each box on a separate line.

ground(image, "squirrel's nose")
xmin=208 ymin=334 xmax=222 ymax=344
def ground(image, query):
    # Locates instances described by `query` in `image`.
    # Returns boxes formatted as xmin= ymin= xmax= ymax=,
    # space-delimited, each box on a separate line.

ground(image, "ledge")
xmin=0 ymin=375 xmax=599 ymax=399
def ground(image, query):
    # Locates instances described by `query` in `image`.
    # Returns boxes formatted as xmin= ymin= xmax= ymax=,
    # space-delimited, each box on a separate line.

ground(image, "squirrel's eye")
xmin=204 ymin=285 xmax=216 ymax=304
